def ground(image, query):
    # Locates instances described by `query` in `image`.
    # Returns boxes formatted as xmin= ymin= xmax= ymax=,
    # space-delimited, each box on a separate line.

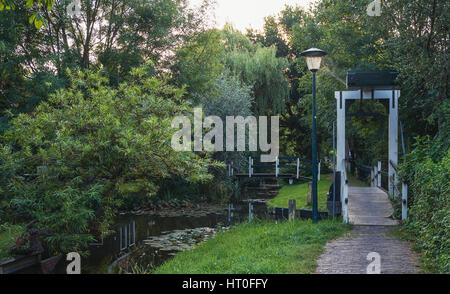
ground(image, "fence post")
xmin=307 ymin=182 xmax=312 ymax=205
xmin=289 ymin=199 xmax=296 ymax=221
xmin=275 ymin=156 xmax=279 ymax=178
xmin=248 ymin=203 xmax=254 ymax=222
xmin=318 ymin=161 xmax=321 ymax=181
xmin=297 ymin=158 xmax=300 ymax=179
xmin=402 ymin=183 xmax=408 ymax=220
xmin=228 ymin=204 xmax=234 ymax=222
xmin=249 ymin=157 xmax=252 ymax=178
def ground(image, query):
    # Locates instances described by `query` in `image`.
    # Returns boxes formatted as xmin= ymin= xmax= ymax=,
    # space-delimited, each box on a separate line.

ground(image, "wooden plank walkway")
xmin=348 ymin=187 xmax=398 ymax=226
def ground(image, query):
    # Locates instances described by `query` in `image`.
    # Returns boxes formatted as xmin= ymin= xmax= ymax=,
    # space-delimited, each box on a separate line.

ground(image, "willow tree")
xmin=222 ymin=26 xmax=290 ymax=115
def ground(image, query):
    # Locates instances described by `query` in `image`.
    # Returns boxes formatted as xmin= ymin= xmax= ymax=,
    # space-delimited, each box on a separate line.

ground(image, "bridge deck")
xmin=348 ymin=187 xmax=398 ymax=226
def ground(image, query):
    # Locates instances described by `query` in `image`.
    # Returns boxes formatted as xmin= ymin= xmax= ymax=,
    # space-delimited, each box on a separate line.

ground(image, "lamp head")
xmin=300 ymin=48 xmax=328 ymax=72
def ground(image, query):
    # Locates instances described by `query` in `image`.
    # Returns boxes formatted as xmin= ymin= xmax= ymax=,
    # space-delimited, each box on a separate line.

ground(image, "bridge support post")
xmin=335 ymin=91 xmax=348 ymax=223
xmin=389 ymin=90 xmax=400 ymax=196
xmin=374 ymin=165 xmax=379 ymax=187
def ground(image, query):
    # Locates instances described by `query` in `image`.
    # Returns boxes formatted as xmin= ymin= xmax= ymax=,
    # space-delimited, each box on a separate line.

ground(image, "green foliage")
xmin=0 ymin=1 xmax=66 ymax=132
xmin=382 ymin=0 xmax=449 ymax=139
xmin=0 ymin=0 xmax=54 ymax=29
xmin=0 ymin=223 xmax=24 ymax=260
xmin=222 ymin=24 xmax=290 ymax=115
xmin=399 ymin=120 xmax=449 ymax=273
xmin=196 ymin=73 xmax=254 ymax=202
xmin=0 ymin=0 xmax=214 ymax=131
xmin=0 ymin=65 xmax=214 ymax=253
xmin=173 ymin=29 xmax=225 ymax=99
xmin=225 ymin=44 xmax=289 ymax=115
xmin=152 ymin=219 xmax=351 ymax=274
xmin=199 ymin=72 xmax=253 ymax=162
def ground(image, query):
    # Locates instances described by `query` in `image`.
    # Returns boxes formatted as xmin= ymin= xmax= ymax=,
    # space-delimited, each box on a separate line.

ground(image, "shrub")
xmin=399 ymin=131 xmax=450 ymax=273
xmin=0 ymin=64 xmax=215 ymax=253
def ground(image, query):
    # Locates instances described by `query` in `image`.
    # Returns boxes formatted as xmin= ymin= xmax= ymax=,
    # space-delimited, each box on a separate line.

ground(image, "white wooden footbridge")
xmin=336 ymin=89 xmax=408 ymax=224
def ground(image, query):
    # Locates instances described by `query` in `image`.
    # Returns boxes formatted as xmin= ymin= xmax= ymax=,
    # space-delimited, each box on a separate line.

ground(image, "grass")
xmin=152 ymin=219 xmax=351 ymax=274
xmin=0 ymin=223 xmax=24 ymax=261
xmin=268 ymin=179 xmax=332 ymax=211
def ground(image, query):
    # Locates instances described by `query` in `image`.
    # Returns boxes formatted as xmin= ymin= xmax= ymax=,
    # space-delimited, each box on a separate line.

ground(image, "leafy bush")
xmin=0 ymin=64 xmax=215 ymax=253
xmin=399 ymin=127 xmax=450 ymax=273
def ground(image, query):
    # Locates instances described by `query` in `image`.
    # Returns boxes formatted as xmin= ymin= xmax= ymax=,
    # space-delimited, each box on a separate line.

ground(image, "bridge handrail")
xmin=241 ymin=156 xmax=318 ymax=180
xmin=369 ymin=159 xmax=408 ymax=220
xmin=341 ymin=158 xmax=349 ymax=223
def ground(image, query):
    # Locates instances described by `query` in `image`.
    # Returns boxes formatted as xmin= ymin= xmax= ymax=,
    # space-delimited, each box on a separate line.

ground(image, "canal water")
xmin=21 ymin=202 xmax=280 ymax=274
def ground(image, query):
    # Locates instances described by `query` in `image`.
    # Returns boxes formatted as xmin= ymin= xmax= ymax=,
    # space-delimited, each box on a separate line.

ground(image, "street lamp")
xmin=300 ymin=48 xmax=328 ymax=224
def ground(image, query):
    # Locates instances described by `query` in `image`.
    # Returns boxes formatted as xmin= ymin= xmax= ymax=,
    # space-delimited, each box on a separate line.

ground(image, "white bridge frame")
xmin=335 ymin=89 xmax=402 ymax=223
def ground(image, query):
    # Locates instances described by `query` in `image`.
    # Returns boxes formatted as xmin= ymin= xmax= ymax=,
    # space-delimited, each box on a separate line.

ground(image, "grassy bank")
xmin=152 ymin=219 xmax=351 ymax=274
xmin=0 ymin=224 xmax=24 ymax=261
xmin=268 ymin=180 xmax=332 ymax=211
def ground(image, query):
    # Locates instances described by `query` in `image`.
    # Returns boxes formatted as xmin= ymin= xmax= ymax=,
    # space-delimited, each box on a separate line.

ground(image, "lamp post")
xmin=300 ymin=48 xmax=328 ymax=224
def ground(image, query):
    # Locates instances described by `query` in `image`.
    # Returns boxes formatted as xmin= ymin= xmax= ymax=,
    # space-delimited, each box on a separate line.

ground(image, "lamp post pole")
xmin=300 ymin=47 xmax=327 ymax=224
xmin=312 ymin=70 xmax=318 ymax=224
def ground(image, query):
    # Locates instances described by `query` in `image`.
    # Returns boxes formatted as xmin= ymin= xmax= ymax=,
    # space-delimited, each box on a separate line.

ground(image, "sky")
xmin=188 ymin=0 xmax=317 ymax=32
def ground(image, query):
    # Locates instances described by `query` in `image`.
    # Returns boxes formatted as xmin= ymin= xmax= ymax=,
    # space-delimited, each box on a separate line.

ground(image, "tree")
xmin=222 ymin=26 xmax=289 ymax=115
xmin=0 ymin=0 xmax=53 ymax=29
xmin=0 ymin=2 xmax=66 ymax=132
xmin=0 ymin=0 xmax=214 ymax=132
xmin=172 ymin=29 xmax=225 ymax=101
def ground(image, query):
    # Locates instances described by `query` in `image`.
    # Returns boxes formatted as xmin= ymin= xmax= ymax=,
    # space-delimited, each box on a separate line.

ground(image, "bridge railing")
xmin=390 ymin=160 xmax=408 ymax=220
xmin=229 ymin=156 xmax=318 ymax=180
xmin=249 ymin=156 xmax=313 ymax=179
xmin=369 ymin=160 xmax=408 ymax=220
xmin=341 ymin=158 xmax=349 ymax=223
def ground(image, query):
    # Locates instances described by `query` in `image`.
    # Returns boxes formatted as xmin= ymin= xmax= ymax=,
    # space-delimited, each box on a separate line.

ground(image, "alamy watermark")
xmin=171 ymin=108 xmax=279 ymax=162
xmin=367 ymin=252 xmax=381 ymax=274
xmin=67 ymin=0 xmax=82 ymax=17
xmin=66 ymin=252 xmax=81 ymax=274
xmin=367 ymin=0 xmax=382 ymax=17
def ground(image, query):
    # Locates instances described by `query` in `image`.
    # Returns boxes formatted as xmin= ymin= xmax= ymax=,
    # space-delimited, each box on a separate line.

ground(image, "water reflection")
xmin=35 ymin=202 xmax=287 ymax=274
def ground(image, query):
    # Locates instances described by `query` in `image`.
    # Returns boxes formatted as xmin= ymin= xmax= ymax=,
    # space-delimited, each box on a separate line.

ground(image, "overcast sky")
xmin=189 ymin=0 xmax=317 ymax=32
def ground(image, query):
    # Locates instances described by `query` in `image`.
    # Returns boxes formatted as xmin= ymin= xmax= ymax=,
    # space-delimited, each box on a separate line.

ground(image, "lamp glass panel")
xmin=306 ymin=56 xmax=322 ymax=71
